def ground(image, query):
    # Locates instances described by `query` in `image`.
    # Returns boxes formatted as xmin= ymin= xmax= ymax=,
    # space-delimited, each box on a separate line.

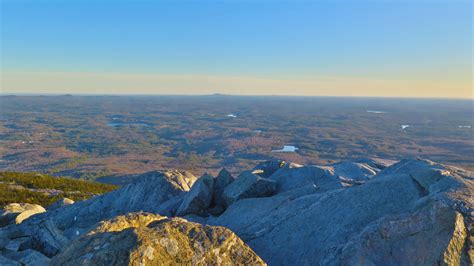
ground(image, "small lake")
xmin=272 ymin=145 xmax=299 ymax=153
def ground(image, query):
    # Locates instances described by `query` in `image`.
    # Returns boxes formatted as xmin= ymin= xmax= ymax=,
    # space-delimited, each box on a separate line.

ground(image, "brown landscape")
xmin=1 ymin=95 xmax=472 ymax=184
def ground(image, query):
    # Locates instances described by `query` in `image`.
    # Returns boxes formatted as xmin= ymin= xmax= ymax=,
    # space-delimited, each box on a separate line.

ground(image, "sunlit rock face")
xmin=1 ymin=158 xmax=472 ymax=265
xmin=51 ymin=213 xmax=266 ymax=266
xmin=0 ymin=203 xmax=46 ymax=226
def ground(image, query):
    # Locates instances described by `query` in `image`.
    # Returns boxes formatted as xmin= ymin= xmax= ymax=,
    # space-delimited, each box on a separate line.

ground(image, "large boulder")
xmin=3 ymin=236 xmax=31 ymax=252
xmin=208 ymin=184 xmax=320 ymax=240
xmin=0 ymin=204 xmax=46 ymax=227
xmin=268 ymin=165 xmax=342 ymax=192
xmin=0 ymin=234 xmax=8 ymax=249
xmin=251 ymin=160 xmax=287 ymax=178
xmin=52 ymin=213 xmax=266 ymax=265
xmin=222 ymin=172 xmax=277 ymax=206
xmin=0 ymin=255 xmax=20 ymax=266
xmin=176 ymin=174 xmax=214 ymax=217
xmin=29 ymin=219 xmax=69 ymax=257
xmin=2 ymin=158 xmax=471 ymax=265
xmin=355 ymin=157 xmax=395 ymax=170
xmin=321 ymin=160 xmax=382 ymax=181
xmin=337 ymin=200 xmax=468 ymax=265
xmin=58 ymin=170 xmax=195 ymax=228
xmin=11 ymin=249 xmax=50 ymax=266
xmin=268 ymin=159 xmax=390 ymax=194
xmin=209 ymin=159 xmax=473 ymax=265
xmin=212 ymin=169 xmax=234 ymax=207
xmin=268 ymin=158 xmax=390 ymax=194
xmin=47 ymin=198 xmax=75 ymax=211
xmin=13 ymin=170 xmax=198 ymax=257
xmin=87 ymin=212 xmax=165 ymax=233
xmin=378 ymin=159 xmax=452 ymax=193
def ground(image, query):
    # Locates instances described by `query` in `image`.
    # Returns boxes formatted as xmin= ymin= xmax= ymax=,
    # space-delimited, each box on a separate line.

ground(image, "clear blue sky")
xmin=1 ymin=0 xmax=472 ymax=98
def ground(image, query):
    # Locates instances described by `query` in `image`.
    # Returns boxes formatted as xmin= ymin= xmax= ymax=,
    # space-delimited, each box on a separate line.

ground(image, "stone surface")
xmin=251 ymin=160 xmax=287 ymax=178
xmin=324 ymin=160 xmax=382 ymax=180
xmin=12 ymin=170 xmax=197 ymax=256
xmin=222 ymin=171 xmax=277 ymax=206
xmin=89 ymin=212 xmax=165 ymax=234
xmin=29 ymin=219 xmax=69 ymax=257
xmin=4 ymin=236 xmax=30 ymax=252
xmin=337 ymin=200 xmax=468 ymax=265
xmin=0 ymin=204 xmax=46 ymax=227
xmin=209 ymin=159 xmax=473 ymax=265
xmin=176 ymin=174 xmax=214 ymax=217
xmin=0 ymin=234 xmax=9 ymax=249
xmin=0 ymin=255 xmax=20 ymax=266
xmin=1 ymin=158 xmax=472 ymax=265
xmin=15 ymin=249 xmax=51 ymax=266
xmin=212 ymin=168 xmax=234 ymax=208
xmin=48 ymin=198 xmax=75 ymax=211
xmin=15 ymin=209 xmax=46 ymax=225
xmin=268 ymin=158 xmax=388 ymax=193
xmin=52 ymin=213 xmax=266 ymax=266
xmin=268 ymin=165 xmax=340 ymax=192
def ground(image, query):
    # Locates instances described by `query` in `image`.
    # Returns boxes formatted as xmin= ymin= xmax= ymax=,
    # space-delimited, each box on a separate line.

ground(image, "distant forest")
xmin=1 ymin=95 xmax=472 ymax=183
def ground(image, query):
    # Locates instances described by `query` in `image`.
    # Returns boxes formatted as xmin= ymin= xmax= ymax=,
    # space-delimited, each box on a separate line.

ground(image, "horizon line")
xmin=1 ymin=92 xmax=472 ymax=101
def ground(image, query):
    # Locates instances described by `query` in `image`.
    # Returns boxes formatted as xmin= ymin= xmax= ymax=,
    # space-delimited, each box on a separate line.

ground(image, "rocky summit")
xmin=0 ymin=158 xmax=472 ymax=265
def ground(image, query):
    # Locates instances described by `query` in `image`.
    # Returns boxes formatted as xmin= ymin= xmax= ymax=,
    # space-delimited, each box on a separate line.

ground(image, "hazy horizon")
xmin=1 ymin=92 xmax=474 ymax=101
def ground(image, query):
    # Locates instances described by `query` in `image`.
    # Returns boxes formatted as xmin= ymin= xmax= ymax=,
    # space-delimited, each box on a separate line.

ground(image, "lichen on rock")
xmin=51 ymin=213 xmax=266 ymax=265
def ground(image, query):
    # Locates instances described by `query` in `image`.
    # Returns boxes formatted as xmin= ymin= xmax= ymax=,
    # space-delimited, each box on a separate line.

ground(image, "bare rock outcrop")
xmin=222 ymin=171 xmax=277 ymax=206
xmin=251 ymin=160 xmax=287 ymax=178
xmin=267 ymin=158 xmax=389 ymax=193
xmin=10 ymin=249 xmax=50 ymax=266
xmin=213 ymin=169 xmax=234 ymax=206
xmin=338 ymin=199 xmax=468 ymax=265
xmin=1 ymin=158 xmax=472 ymax=265
xmin=0 ymin=255 xmax=20 ymax=266
xmin=52 ymin=212 xmax=266 ymax=266
xmin=5 ymin=170 xmax=197 ymax=257
xmin=47 ymin=198 xmax=74 ymax=211
xmin=0 ymin=204 xmax=46 ymax=227
xmin=176 ymin=174 xmax=214 ymax=217
xmin=209 ymin=159 xmax=473 ymax=265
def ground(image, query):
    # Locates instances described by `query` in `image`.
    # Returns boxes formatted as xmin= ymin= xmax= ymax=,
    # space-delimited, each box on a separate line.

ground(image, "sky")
xmin=0 ymin=0 xmax=472 ymax=98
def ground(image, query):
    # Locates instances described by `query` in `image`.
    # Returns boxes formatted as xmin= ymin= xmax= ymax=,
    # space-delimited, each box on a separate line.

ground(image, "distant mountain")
xmin=0 ymin=158 xmax=472 ymax=265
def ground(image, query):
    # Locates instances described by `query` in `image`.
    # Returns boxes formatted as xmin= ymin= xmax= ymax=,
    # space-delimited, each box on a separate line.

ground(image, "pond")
xmin=272 ymin=145 xmax=299 ymax=153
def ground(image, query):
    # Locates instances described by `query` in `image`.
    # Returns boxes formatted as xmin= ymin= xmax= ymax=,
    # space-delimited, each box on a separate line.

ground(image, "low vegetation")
xmin=0 ymin=172 xmax=117 ymax=208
